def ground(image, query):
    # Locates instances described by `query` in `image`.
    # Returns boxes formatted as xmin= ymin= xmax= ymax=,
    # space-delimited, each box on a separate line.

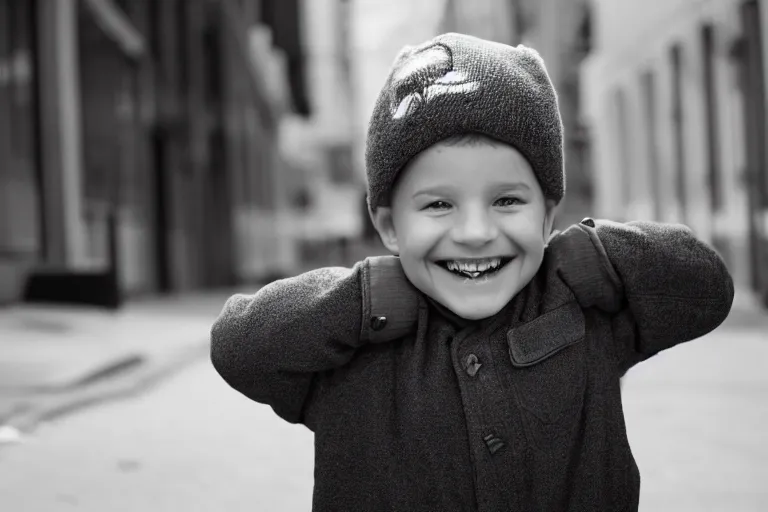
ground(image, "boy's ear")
xmin=368 ymin=205 xmax=400 ymax=255
xmin=543 ymin=199 xmax=559 ymax=240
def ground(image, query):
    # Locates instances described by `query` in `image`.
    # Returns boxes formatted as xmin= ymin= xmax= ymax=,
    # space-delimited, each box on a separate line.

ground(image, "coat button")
xmin=580 ymin=217 xmax=596 ymax=228
xmin=483 ymin=433 xmax=505 ymax=455
xmin=370 ymin=316 xmax=388 ymax=331
xmin=465 ymin=354 xmax=482 ymax=377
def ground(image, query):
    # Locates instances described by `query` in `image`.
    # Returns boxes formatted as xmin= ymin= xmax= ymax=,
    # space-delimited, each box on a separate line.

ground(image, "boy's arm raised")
xmin=210 ymin=255 xmax=419 ymax=426
xmin=549 ymin=218 xmax=734 ymax=370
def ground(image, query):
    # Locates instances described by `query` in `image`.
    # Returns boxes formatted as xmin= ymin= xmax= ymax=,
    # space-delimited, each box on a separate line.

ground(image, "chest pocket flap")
xmin=507 ymin=301 xmax=585 ymax=367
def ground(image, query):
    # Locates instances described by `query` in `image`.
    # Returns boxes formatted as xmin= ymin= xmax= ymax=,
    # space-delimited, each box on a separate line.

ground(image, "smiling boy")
xmin=211 ymin=33 xmax=734 ymax=511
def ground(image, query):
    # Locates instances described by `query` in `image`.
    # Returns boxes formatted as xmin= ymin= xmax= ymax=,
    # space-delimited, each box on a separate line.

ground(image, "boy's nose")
xmin=451 ymin=209 xmax=498 ymax=246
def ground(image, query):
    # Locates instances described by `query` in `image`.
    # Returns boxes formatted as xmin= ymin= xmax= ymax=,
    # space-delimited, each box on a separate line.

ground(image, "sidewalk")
xmin=622 ymin=299 xmax=768 ymax=511
xmin=0 ymin=287 xmax=258 ymax=435
xmin=0 ymin=243 xmax=389 ymax=438
xmin=0 ymin=280 xmax=764 ymax=439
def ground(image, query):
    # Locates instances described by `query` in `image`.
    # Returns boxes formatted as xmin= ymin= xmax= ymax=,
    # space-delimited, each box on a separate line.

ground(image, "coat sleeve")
xmin=549 ymin=218 xmax=734 ymax=372
xmin=210 ymin=255 xmax=420 ymax=426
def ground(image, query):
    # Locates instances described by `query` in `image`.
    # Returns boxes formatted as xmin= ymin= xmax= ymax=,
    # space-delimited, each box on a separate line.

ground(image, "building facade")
xmin=441 ymin=0 xmax=519 ymax=45
xmin=279 ymin=0 xmax=361 ymax=252
xmin=0 ymin=0 xmax=303 ymax=304
xmin=0 ymin=0 xmax=41 ymax=303
xmin=582 ymin=0 xmax=768 ymax=304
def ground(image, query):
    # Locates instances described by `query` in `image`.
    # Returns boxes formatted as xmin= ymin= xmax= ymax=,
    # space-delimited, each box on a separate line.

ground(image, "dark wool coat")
xmin=210 ymin=219 xmax=734 ymax=512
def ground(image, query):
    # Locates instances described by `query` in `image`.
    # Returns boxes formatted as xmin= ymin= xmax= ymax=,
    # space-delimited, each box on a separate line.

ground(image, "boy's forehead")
xmin=390 ymin=142 xmax=540 ymax=201
xmin=406 ymin=141 xmax=533 ymax=180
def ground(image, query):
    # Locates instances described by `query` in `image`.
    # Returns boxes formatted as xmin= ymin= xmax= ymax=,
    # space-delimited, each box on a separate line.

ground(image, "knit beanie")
xmin=365 ymin=32 xmax=564 ymax=210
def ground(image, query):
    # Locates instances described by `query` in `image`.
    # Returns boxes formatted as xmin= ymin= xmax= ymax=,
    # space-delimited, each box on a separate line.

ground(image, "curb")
xmin=1 ymin=341 xmax=209 ymax=436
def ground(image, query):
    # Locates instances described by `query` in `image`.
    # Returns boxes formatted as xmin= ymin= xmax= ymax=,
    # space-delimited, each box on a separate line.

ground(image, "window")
xmin=670 ymin=43 xmax=687 ymax=223
xmin=613 ymin=87 xmax=632 ymax=212
xmin=640 ymin=70 xmax=662 ymax=220
xmin=701 ymin=24 xmax=723 ymax=213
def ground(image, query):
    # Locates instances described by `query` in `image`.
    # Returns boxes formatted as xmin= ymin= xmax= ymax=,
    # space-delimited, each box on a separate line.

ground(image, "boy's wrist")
xmin=361 ymin=256 xmax=421 ymax=343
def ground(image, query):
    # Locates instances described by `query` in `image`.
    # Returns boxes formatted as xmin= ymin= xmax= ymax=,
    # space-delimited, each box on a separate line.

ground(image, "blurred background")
xmin=0 ymin=1 xmax=766 ymax=511
xmin=0 ymin=0 xmax=767 ymax=307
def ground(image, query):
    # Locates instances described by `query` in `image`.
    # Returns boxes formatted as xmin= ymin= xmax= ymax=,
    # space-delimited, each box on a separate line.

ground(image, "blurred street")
xmin=0 ymin=304 xmax=765 ymax=512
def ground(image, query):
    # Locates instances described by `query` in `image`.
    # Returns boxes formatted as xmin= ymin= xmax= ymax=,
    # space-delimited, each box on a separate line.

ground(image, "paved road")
xmin=0 ymin=318 xmax=766 ymax=511
xmin=0 ymin=359 xmax=315 ymax=511
xmin=621 ymin=321 xmax=768 ymax=512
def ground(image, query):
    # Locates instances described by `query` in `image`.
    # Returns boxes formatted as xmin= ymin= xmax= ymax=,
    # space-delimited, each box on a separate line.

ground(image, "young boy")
xmin=211 ymin=33 xmax=734 ymax=511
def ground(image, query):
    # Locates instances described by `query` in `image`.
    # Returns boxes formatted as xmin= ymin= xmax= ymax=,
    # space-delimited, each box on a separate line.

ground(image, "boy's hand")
xmin=547 ymin=219 xmax=625 ymax=313
xmin=548 ymin=217 xmax=734 ymax=371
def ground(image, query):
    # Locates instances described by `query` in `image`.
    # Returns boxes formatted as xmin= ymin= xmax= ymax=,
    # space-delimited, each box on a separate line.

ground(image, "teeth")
xmin=445 ymin=258 xmax=503 ymax=274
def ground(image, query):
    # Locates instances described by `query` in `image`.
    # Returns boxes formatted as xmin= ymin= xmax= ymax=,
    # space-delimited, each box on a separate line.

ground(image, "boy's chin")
xmin=443 ymin=299 xmax=509 ymax=321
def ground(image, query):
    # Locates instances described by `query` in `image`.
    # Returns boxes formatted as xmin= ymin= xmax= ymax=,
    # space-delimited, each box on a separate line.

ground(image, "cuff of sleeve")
xmin=360 ymin=256 xmax=420 ymax=343
xmin=555 ymin=218 xmax=625 ymax=312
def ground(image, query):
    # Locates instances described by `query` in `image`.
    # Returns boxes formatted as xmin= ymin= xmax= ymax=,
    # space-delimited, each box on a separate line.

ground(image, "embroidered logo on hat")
xmin=389 ymin=44 xmax=481 ymax=120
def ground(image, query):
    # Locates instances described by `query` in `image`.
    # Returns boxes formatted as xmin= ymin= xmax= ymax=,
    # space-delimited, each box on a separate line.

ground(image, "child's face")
xmin=372 ymin=141 xmax=556 ymax=320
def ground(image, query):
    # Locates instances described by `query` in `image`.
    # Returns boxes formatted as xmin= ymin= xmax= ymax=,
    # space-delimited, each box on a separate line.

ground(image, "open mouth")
xmin=435 ymin=256 xmax=515 ymax=280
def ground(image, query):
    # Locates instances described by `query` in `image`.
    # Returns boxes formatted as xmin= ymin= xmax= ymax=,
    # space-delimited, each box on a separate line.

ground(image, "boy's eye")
xmin=424 ymin=200 xmax=452 ymax=211
xmin=495 ymin=197 xmax=524 ymax=207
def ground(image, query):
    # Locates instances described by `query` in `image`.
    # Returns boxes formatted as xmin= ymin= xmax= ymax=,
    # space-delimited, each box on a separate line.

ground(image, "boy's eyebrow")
xmin=412 ymin=181 xmax=531 ymax=198
xmin=491 ymin=181 xmax=531 ymax=191
xmin=411 ymin=185 xmax=456 ymax=198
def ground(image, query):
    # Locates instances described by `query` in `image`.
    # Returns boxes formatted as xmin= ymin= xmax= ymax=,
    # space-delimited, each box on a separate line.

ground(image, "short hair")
xmin=438 ymin=132 xmax=506 ymax=148
xmin=437 ymin=133 xmax=533 ymax=171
